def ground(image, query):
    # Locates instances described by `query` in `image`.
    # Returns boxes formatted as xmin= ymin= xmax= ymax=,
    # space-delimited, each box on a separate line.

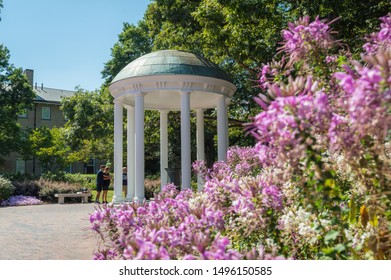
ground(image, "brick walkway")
xmin=0 ymin=203 xmax=100 ymax=260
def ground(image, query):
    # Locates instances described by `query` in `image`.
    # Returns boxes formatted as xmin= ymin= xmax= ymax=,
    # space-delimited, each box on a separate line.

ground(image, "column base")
xmin=112 ymin=195 xmax=126 ymax=204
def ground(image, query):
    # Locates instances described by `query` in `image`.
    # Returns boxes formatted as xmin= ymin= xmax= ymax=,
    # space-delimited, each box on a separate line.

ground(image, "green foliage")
xmin=61 ymin=87 xmax=114 ymax=163
xmin=95 ymin=0 xmax=390 ymax=174
xmin=144 ymin=0 xmax=287 ymax=144
xmin=12 ymin=180 xmax=41 ymax=197
xmin=286 ymin=0 xmax=391 ymax=55
xmin=25 ymin=126 xmax=70 ymax=173
xmin=0 ymin=172 xmax=38 ymax=182
xmin=0 ymin=175 xmax=15 ymax=201
xmin=101 ymin=21 xmax=152 ymax=84
xmin=0 ymin=45 xmax=35 ymax=160
xmin=41 ymin=172 xmax=96 ymax=190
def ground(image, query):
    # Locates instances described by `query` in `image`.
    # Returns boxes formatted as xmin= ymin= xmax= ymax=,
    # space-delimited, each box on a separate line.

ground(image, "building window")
xmin=16 ymin=158 xmax=26 ymax=174
xmin=18 ymin=109 xmax=27 ymax=118
xmin=42 ymin=106 xmax=51 ymax=120
xmin=20 ymin=130 xmax=28 ymax=141
xmin=64 ymin=164 xmax=72 ymax=174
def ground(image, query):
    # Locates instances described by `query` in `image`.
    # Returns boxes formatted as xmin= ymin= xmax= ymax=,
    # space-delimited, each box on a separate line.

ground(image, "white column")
xmin=181 ymin=91 xmax=191 ymax=189
xmin=126 ymin=106 xmax=135 ymax=201
xmin=226 ymin=99 xmax=230 ymax=154
xmin=134 ymin=93 xmax=145 ymax=201
xmin=196 ymin=108 xmax=205 ymax=191
xmin=217 ymin=95 xmax=228 ymax=161
xmin=112 ymin=99 xmax=124 ymax=203
xmin=160 ymin=110 xmax=169 ymax=190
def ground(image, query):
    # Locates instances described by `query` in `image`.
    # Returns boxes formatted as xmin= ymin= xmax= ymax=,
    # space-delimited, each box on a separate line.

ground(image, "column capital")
xmin=113 ymin=98 xmax=124 ymax=105
xmin=180 ymin=90 xmax=191 ymax=95
xmin=217 ymin=94 xmax=226 ymax=99
xmin=124 ymin=104 xmax=134 ymax=110
xmin=134 ymin=92 xmax=147 ymax=97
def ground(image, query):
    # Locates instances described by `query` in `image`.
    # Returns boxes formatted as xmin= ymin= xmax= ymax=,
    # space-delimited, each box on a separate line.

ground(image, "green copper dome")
xmin=111 ymin=50 xmax=233 ymax=84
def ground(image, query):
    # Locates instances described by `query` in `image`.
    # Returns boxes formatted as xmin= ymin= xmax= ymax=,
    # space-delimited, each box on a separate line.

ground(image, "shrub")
xmin=0 ymin=176 xmax=16 ymax=201
xmin=63 ymin=173 xmax=96 ymax=190
xmin=38 ymin=179 xmax=85 ymax=202
xmin=0 ymin=172 xmax=38 ymax=182
xmin=145 ymin=178 xmax=161 ymax=199
xmin=12 ymin=180 xmax=41 ymax=197
xmin=42 ymin=172 xmax=96 ymax=190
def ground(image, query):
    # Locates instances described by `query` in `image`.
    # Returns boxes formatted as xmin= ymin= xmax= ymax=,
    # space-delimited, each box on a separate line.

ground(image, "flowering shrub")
xmin=252 ymin=13 xmax=391 ymax=259
xmin=0 ymin=176 xmax=15 ymax=201
xmin=38 ymin=178 xmax=86 ymax=201
xmin=1 ymin=195 xmax=43 ymax=207
xmin=90 ymin=182 xmax=285 ymax=260
xmin=90 ymin=14 xmax=391 ymax=260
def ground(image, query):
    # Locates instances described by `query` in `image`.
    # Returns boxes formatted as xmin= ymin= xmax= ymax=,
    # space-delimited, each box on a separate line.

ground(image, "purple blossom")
xmin=93 ymin=249 xmax=118 ymax=260
xmin=262 ymin=185 xmax=283 ymax=210
xmin=280 ymin=16 xmax=335 ymax=65
xmin=334 ymin=72 xmax=355 ymax=94
xmin=251 ymin=92 xmax=331 ymax=168
xmin=1 ymin=195 xmax=43 ymax=207
xmin=363 ymin=13 xmax=391 ymax=54
xmin=326 ymin=55 xmax=337 ymax=63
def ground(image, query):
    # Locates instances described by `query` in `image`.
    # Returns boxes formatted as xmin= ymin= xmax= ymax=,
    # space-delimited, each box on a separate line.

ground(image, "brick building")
xmin=0 ymin=69 xmax=99 ymax=175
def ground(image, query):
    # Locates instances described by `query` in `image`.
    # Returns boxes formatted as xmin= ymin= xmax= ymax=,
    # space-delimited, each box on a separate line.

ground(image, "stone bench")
xmin=55 ymin=192 xmax=91 ymax=204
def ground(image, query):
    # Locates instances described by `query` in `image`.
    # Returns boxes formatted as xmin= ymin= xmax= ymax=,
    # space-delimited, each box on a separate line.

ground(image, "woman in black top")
xmin=122 ymin=167 xmax=127 ymax=198
xmin=102 ymin=166 xmax=111 ymax=204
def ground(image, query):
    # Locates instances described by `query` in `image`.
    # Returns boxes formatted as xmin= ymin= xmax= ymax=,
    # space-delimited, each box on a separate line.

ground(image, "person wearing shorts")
xmin=122 ymin=167 xmax=127 ymax=198
xmin=95 ymin=165 xmax=105 ymax=204
xmin=102 ymin=166 xmax=111 ymax=204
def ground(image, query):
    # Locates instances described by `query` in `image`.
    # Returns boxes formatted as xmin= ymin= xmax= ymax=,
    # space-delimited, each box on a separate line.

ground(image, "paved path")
xmin=0 ymin=203 xmax=100 ymax=260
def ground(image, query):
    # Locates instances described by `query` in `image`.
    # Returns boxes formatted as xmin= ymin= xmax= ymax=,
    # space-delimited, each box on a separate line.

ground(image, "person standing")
xmin=122 ymin=167 xmax=128 ymax=198
xmin=95 ymin=165 xmax=105 ymax=204
xmin=102 ymin=166 xmax=112 ymax=204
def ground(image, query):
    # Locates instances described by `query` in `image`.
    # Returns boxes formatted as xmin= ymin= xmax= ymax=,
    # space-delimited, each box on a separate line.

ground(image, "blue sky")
xmin=1 ymin=0 xmax=151 ymax=91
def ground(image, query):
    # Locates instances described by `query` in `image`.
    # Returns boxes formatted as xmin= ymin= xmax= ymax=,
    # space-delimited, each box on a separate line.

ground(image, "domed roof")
xmin=109 ymin=50 xmax=236 ymax=110
xmin=111 ymin=50 xmax=232 ymax=84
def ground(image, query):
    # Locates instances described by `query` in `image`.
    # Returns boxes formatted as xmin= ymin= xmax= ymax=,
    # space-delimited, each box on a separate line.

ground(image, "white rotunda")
xmin=109 ymin=50 xmax=236 ymax=203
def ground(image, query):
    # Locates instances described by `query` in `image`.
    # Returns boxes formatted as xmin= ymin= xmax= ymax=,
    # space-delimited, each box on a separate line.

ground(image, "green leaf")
xmin=349 ymin=197 xmax=357 ymax=223
xmin=333 ymin=243 xmax=346 ymax=253
xmin=325 ymin=178 xmax=335 ymax=188
xmin=324 ymin=230 xmax=339 ymax=243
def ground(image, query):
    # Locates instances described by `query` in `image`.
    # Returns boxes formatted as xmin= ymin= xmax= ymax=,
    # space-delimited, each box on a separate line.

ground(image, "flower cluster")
xmin=251 ymin=92 xmax=330 ymax=170
xmin=1 ymin=195 xmax=43 ymax=207
xmin=90 ymin=14 xmax=391 ymax=260
xmin=363 ymin=13 xmax=391 ymax=55
xmin=331 ymin=61 xmax=391 ymax=158
xmin=253 ymin=14 xmax=391 ymax=259
xmin=90 ymin=158 xmax=286 ymax=260
xmin=280 ymin=16 xmax=336 ymax=65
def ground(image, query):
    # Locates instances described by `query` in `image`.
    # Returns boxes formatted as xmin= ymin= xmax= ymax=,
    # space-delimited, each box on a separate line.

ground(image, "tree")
xmin=60 ymin=87 xmax=114 ymax=164
xmin=143 ymin=0 xmax=391 ymax=147
xmin=101 ymin=20 xmax=153 ymax=85
xmin=27 ymin=126 xmax=70 ymax=173
xmin=100 ymin=0 xmax=390 ymax=173
xmin=0 ymin=45 xmax=35 ymax=160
